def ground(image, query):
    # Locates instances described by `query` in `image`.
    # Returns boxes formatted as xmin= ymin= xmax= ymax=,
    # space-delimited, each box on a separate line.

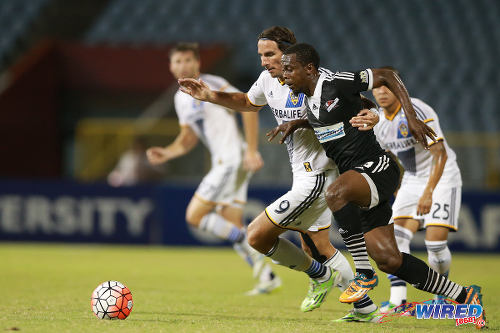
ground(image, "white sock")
xmin=388 ymin=224 xmax=413 ymax=305
xmin=389 ymin=286 xmax=407 ymax=306
xmin=323 ymin=250 xmax=353 ymax=291
xmin=199 ymin=213 xmax=244 ymax=243
xmin=233 ymin=239 xmax=261 ymax=267
xmin=425 ymin=239 xmax=451 ymax=275
xmin=259 ymin=264 xmax=273 ymax=283
xmin=266 ymin=237 xmax=311 ymax=272
xmin=394 ymin=224 xmax=413 ymax=253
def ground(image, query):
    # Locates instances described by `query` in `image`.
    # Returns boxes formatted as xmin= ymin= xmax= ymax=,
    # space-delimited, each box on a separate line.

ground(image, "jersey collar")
xmin=384 ymin=104 xmax=402 ymax=121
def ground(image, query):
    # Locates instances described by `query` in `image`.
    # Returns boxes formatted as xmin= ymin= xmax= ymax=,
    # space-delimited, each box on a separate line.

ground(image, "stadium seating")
xmin=84 ymin=0 xmax=498 ymax=133
xmin=82 ymin=0 xmax=500 ymax=187
xmin=0 ymin=0 xmax=49 ymax=69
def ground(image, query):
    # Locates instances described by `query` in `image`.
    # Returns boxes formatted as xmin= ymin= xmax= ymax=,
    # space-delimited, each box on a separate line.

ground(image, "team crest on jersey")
xmin=360 ymin=70 xmax=369 ymax=84
xmin=398 ymin=118 xmax=411 ymax=138
xmin=325 ymin=98 xmax=340 ymax=112
xmin=192 ymin=100 xmax=204 ymax=109
xmin=285 ymin=90 xmax=304 ymax=108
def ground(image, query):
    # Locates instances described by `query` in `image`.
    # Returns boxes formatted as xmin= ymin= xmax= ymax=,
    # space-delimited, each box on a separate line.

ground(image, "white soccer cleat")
xmin=245 ymin=275 xmax=282 ymax=296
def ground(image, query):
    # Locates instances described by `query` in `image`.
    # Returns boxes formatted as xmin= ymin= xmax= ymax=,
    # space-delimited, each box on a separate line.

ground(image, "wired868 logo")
xmin=379 ymin=300 xmax=485 ymax=328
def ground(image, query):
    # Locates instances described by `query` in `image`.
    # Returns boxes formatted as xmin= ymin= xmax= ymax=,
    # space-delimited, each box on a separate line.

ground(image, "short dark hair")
xmin=258 ymin=26 xmax=297 ymax=52
xmin=169 ymin=42 xmax=200 ymax=60
xmin=283 ymin=43 xmax=320 ymax=69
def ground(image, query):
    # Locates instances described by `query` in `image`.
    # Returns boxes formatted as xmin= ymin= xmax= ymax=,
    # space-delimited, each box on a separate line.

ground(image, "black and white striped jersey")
xmin=305 ymin=68 xmax=385 ymax=173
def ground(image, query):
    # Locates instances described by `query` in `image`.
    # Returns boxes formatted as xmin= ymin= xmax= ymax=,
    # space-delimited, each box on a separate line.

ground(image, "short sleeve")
xmin=246 ymin=71 xmax=268 ymax=107
xmin=334 ymin=69 xmax=373 ymax=95
xmin=372 ymin=123 xmax=387 ymax=149
xmin=201 ymin=74 xmax=240 ymax=93
xmin=411 ymin=98 xmax=445 ymax=146
xmin=174 ymin=92 xmax=201 ymax=126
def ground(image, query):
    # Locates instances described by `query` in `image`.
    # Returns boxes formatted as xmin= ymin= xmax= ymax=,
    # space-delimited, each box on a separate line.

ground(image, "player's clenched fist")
xmin=146 ymin=147 xmax=169 ymax=165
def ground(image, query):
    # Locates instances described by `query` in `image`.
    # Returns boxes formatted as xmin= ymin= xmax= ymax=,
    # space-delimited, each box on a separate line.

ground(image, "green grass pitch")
xmin=1 ymin=243 xmax=498 ymax=332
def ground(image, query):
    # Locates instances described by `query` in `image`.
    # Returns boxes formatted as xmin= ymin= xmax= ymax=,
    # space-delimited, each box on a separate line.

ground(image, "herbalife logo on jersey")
xmin=285 ymin=90 xmax=304 ymax=108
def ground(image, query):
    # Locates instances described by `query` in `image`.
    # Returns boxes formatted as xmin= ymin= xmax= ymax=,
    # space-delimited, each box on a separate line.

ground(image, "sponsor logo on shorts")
xmin=303 ymin=162 xmax=312 ymax=172
xmin=314 ymin=123 xmax=345 ymax=143
xmin=338 ymin=228 xmax=347 ymax=234
xmin=274 ymin=200 xmax=290 ymax=214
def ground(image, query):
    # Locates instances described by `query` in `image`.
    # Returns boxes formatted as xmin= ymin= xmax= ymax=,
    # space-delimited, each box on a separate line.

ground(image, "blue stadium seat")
xmin=83 ymin=0 xmax=499 ymax=132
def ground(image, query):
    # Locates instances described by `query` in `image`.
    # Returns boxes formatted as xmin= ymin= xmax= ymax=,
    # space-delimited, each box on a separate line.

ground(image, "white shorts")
xmin=265 ymin=169 xmax=338 ymax=232
xmin=195 ymin=163 xmax=251 ymax=208
xmin=392 ymin=181 xmax=461 ymax=231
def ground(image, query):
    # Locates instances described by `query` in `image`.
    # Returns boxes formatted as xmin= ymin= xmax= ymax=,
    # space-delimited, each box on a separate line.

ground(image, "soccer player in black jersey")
xmin=272 ymin=43 xmax=485 ymax=328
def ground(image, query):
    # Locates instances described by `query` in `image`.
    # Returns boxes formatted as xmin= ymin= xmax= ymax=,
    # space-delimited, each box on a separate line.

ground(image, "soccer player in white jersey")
xmin=178 ymin=27 xmax=382 ymax=322
xmin=372 ymin=76 xmax=462 ymax=312
xmin=147 ymin=43 xmax=281 ymax=295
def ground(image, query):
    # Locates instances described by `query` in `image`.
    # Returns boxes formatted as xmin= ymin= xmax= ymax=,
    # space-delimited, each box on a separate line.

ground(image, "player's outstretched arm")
xmin=266 ymin=119 xmax=311 ymax=144
xmin=178 ymin=78 xmax=261 ymax=112
xmin=417 ymin=141 xmax=447 ymax=215
xmin=146 ymin=125 xmax=198 ymax=165
xmin=371 ymin=68 xmax=437 ymax=148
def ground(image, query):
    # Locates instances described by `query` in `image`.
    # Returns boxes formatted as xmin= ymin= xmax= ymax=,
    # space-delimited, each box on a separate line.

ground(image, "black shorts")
xmin=351 ymin=154 xmax=400 ymax=233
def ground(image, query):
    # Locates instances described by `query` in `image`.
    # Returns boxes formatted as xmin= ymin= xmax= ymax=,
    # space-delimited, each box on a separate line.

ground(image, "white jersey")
xmin=247 ymin=70 xmax=335 ymax=176
xmin=174 ymin=73 xmax=244 ymax=165
xmin=374 ymin=97 xmax=461 ymax=186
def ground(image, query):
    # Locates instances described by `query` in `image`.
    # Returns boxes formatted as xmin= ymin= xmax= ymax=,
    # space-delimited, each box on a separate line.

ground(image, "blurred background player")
xmin=179 ymin=27 xmax=382 ymax=322
xmin=147 ymin=43 xmax=280 ymax=295
xmin=107 ymin=137 xmax=164 ymax=187
xmin=372 ymin=74 xmax=462 ymax=312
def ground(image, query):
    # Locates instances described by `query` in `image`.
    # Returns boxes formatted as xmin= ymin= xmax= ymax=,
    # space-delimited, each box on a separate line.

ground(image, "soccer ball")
xmin=91 ymin=280 xmax=133 ymax=320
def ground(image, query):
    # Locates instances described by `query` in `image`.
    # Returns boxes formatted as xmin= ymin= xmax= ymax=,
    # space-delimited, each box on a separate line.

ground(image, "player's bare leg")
xmin=219 ymin=203 xmax=280 ymax=295
xmin=325 ymin=170 xmax=486 ymax=329
xmin=186 ymin=195 xmax=279 ymax=294
xmin=247 ymin=212 xmax=340 ymax=310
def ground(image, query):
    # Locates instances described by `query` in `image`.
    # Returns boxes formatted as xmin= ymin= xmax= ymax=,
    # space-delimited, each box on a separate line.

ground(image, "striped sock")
xmin=354 ymin=295 xmax=377 ymax=314
xmin=394 ymin=253 xmax=464 ymax=302
xmin=333 ymin=203 xmax=374 ymax=278
xmin=199 ymin=213 xmax=244 ymax=243
xmin=305 ymin=260 xmax=331 ymax=282
xmin=342 ymin=232 xmax=374 ymax=278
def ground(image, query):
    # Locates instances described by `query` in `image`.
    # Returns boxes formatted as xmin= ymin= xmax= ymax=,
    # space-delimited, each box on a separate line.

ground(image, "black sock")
xmin=394 ymin=253 xmax=465 ymax=301
xmin=334 ymin=203 xmax=374 ymax=278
